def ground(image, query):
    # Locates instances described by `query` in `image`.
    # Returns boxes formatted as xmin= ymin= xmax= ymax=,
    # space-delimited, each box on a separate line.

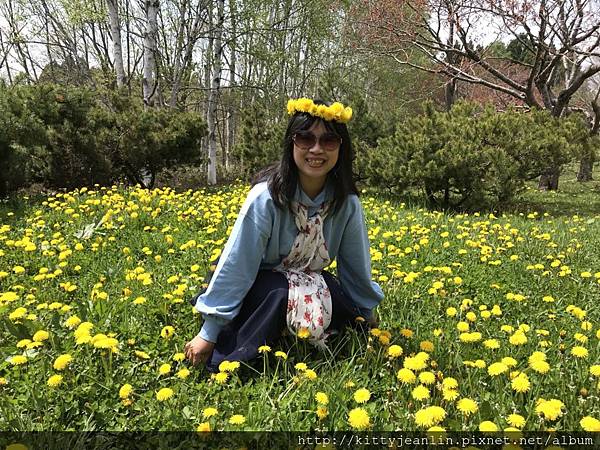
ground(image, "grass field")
xmin=1 ymin=172 xmax=600 ymax=433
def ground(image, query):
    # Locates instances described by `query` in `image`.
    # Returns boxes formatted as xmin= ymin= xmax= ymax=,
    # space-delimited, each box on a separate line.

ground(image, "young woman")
xmin=184 ymin=98 xmax=384 ymax=372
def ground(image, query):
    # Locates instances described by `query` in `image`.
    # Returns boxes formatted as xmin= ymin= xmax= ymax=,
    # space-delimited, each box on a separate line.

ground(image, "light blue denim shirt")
xmin=194 ymin=180 xmax=384 ymax=342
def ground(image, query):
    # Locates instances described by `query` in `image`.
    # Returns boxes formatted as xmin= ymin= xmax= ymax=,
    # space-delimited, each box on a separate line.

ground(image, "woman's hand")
xmin=184 ymin=335 xmax=215 ymax=366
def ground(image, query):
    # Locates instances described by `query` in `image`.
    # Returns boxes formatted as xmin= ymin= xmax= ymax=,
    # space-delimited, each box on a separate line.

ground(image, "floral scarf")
xmin=275 ymin=200 xmax=333 ymax=349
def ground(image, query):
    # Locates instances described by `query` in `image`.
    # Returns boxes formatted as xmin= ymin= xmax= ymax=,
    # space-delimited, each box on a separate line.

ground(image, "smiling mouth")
xmin=306 ymin=158 xmax=326 ymax=167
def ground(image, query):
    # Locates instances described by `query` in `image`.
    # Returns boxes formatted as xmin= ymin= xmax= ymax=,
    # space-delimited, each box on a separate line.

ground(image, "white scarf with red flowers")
xmin=275 ymin=201 xmax=333 ymax=349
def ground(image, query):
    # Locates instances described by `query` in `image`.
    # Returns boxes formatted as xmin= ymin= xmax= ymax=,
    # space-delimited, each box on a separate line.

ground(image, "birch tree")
xmin=107 ymin=0 xmax=125 ymax=88
xmin=207 ymin=0 xmax=224 ymax=184
xmin=142 ymin=0 xmax=159 ymax=107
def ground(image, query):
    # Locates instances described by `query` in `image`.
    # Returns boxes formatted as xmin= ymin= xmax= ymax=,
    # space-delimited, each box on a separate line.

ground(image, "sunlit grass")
xmin=1 ymin=178 xmax=599 ymax=431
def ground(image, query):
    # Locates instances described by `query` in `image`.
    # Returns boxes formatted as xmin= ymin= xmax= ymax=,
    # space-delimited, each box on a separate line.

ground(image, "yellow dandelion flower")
xmin=173 ymin=352 xmax=185 ymax=362
xmin=370 ymin=328 xmax=381 ymax=337
xmin=16 ymin=339 xmax=31 ymax=348
xmin=498 ymin=358 xmax=516 ymax=369
xmin=348 ymin=407 xmax=370 ymax=430
xmin=119 ymin=384 xmax=133 ymax=399
xmin=53 ymin=354 xmax=73 ymax=371
xmin=404 ymin=355 xmax=428 ymax=371
xmin=297 ymin=327 xmax=311 ymax=339
xmin=411 ymin=385 xmax=430 ymax=401
xmin=442 ymin=388 xmax=459 ymax=401
xmin=47 ymin=374 xmax=63 ymax=387
xmin=218 ymin=360 xmax=241 ymax=372
xmin=457 ymin=321 xmax=470 ymax=332
xmin=420 ymin=340 xmax=434 ymax=352
xmin=294 ymin=362 xmax=307 ymax=371
xmin=511 ymin=374 xmax=530 ymax=393
xmin=274 ymin=351 xmax=288 ymax=360
xmin=529 ymin=359 xmax=550 ymax=374
xmin=213 ymin=372 xmax=229 ymax=384
xmin=64 ymin=316 xmax=82 ymax=328
xmin=400 ymin=328 xmax=414 ymax=338
xmin=483 ymin=339 xmax=500 ymax=349
xmin=397 ymin=368 xmax=416 ymax=384
xmin=176 ymin=368 xmax=190 ymax=379
xmin=228 ymin=414 xmax=246 ymax=425
xmin=570 ymin=346 xmax=588 ymax=358
xmin=479 ymin=421 xmax=498 ymax=431
xmin=156 ymin=387 xmax=174 ymax=401
xmin=9 ymin=307 xmax=27 ymax=321
xmin=134 ymin=350 xmax=151 ymax=359
xmin=487 ymin=362 xmax=508 ymax=376
xmin=378 ymin=334 xmax=390 ymax=345
xmin=509 ymin=331 xmax=527 ymax=345
xmin=353 ymin=388 xmax=371 ymax=404
xmin=418 ymin=371 xmax=436 ymax=385
xmin=10 ymin=355 xmax=27 ymax=366
xmin=32 ymin=330 xmax=49 ymax=342
xmin=414 ymin=406 xmax=446 ymax=428
xmin=316 ymin=406 xmax=328 ymax=420
xmin=160 ymin=325 xmax=175 ymax=339
xmin=202 ymin=407 xmax=218 ymax=418
xmin=535 ymin=398 xmax=565 ymax=421
xmin=315 ymin=392 xmax=329 ymax=405
xmin=442 ymin=377 xmax=458 ymax=389
xmin=507 ymin=413 xmax=526 ymax=428
xmin=304 ymin=369 xmax=317 ymax=380
xmin=580 ymin=416 xmax=600 ymax=432
xmin=196 ymin=422 xmax=211 ymax=432
xmin=457 ymin=398 xmax=478 ymax=416
xmin=258 ymin=345 xmax=271 ymax=353
xmin=388 ymin=344 xmax=403 ymax=358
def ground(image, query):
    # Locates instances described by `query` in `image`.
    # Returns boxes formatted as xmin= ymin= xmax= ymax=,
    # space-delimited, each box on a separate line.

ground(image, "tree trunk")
xmin=107 ymin=0 xmax=126 ymax=88
xmin=207 ymin=0 xmax=224 ymax=185
xmin=0 ymin=27 xmax=13 ymax=83
xmin=577 ymin=155 xmax=593 ymax=181
xmin=225 ymin=0 xmax=237 ymax=173
xmin=578 ymin=98 xmax=600 ymax=182
xmin=143 ymin=0 xmax=160 ymax=107
xmin=538 ymin=167 xmax=560 ymax=190
xmin=125 ymin=0 xmax=132 ymax=94
xmin=201 ymin=3 xmax=214 ymax=159
xmin=444 ymin=78 xmax=458 ymax=111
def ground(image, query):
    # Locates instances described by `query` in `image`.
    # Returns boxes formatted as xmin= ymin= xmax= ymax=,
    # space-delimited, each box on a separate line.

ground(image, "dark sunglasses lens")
xmin=294 ymin=132 xmax=316 ymax=149
xmin=321 ymin=133 xmax=341 ymax=150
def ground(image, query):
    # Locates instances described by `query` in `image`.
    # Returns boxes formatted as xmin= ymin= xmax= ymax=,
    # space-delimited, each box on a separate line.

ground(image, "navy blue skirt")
xmin=196 ymin=269 xmax=362 ymax=373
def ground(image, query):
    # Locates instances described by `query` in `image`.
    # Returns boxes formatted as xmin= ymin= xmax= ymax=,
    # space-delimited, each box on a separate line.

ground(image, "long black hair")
xmin=252 ymin=100 xmax=359 ymax=213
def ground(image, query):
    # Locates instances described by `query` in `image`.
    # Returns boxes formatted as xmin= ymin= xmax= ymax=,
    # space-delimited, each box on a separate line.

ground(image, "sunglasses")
xmin=292 ymin=131 xmax=342 ymax=151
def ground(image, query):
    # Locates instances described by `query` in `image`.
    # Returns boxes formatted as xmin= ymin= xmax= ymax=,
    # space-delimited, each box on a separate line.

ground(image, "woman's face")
xmin=292 ymin=120 xmax=340 ymax=191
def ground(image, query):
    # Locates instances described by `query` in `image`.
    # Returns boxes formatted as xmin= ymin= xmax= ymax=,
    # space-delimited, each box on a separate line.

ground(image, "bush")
xmin=0 ymin=83 xmax=207 ymax=196
xmin=0 ymin=83 xmax=52 ymax=197
xmin=363 ymin=102 xmax=587 ymax=210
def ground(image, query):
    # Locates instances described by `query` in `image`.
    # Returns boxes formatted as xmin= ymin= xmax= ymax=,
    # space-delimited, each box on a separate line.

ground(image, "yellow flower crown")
xmin=286 ymin=98 xmax=353 ymax=124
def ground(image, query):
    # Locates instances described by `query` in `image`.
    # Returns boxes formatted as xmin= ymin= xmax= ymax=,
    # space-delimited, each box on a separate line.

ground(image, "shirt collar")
xmin=294 ymin=179 xmax=334 ymax=207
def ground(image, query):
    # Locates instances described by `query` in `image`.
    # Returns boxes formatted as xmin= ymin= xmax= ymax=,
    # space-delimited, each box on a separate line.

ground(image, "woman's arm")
xmin=336 ymin=196 xmax=384 ymax=319
xmin=193 ymin=185 xmax=273 ymax=342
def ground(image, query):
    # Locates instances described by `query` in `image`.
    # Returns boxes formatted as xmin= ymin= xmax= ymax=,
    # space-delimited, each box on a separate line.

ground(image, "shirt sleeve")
xmin=336 ymin=196 xmax=384 ymax=319
xmin=194 ymin=187 xmax=272 ymax=342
